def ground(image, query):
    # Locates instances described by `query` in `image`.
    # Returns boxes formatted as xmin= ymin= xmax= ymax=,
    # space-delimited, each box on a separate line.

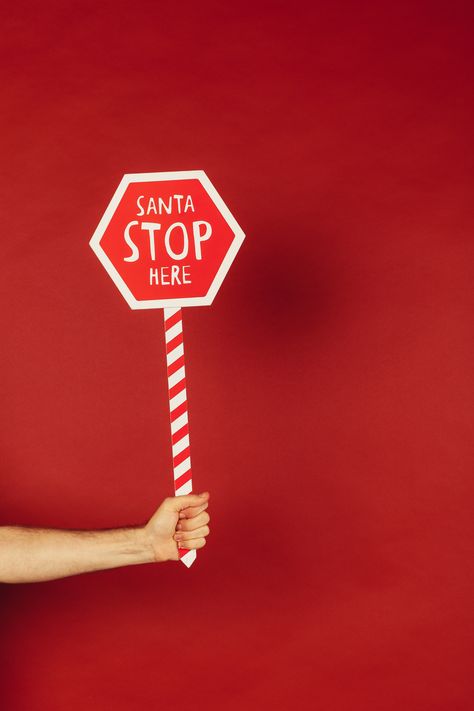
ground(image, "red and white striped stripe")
xmin=164 ymin=307 xmax=196 ymax=568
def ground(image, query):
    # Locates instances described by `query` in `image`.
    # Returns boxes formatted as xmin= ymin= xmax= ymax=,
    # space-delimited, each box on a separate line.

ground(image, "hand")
xmin=144 ymin=492 xmax=210 ymax=562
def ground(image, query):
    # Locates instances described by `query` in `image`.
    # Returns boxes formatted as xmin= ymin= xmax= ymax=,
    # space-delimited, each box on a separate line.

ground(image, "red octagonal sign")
xmin=90 ymin=171 xmax=245 ymax=309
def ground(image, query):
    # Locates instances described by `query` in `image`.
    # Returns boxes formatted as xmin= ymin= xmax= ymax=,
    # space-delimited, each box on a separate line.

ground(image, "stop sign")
xmin=90 ymin=171 xmax=245 ymax=308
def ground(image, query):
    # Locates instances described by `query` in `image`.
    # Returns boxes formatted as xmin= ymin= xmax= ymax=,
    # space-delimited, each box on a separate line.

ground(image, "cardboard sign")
xmin=90 ymin=171 xmax=245 ymax=309
xmin=90 ymin=171 xmax=244 ymax=567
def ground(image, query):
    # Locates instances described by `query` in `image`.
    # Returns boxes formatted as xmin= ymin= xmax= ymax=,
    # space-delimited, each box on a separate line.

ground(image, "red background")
xmin=0 ymin=2 xmax=473 ymax=709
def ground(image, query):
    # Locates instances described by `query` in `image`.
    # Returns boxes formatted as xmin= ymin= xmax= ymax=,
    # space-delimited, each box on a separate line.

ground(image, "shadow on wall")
xmin=217 ymin=219 xmax=351 ymax=349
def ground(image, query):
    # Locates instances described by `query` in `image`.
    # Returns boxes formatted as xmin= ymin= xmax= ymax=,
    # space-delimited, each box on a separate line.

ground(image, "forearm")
xmin=0 ymin=526 xmax=155 ymax=583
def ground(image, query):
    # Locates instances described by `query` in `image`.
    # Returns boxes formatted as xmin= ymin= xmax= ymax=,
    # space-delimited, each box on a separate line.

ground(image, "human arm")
xmin=0 ymin=492 xmax=210 ymax=583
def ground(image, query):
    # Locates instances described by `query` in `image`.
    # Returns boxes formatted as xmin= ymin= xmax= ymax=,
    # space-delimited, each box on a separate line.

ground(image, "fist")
xmin=144 ymin=492 xmax=210 ymax=562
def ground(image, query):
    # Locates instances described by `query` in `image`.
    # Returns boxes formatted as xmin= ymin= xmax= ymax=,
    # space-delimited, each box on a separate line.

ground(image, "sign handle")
xmin=163 ymin=307 xmax=196 ymax=568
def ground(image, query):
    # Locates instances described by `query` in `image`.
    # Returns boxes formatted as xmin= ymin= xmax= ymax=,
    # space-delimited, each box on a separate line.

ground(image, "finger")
xmin=176 ymin=511 xmax=210 ymax=531
xmin=165 ymin=492 xmax=209 ymax=513
xmin=178 ymin=502 xmax=209 ymax=519
xmin=174 ymin=525 xmax=209 ymax=542
xmin=178 ymin=537 xmax=207 ymax=550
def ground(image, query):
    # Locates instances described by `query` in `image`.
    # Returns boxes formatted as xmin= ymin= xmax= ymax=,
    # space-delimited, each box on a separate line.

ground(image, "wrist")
xmin=130 ymin=526 xmax=158 ymax=564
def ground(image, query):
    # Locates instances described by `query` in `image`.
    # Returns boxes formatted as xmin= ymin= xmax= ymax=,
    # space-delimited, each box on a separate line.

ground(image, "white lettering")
xmin=161 ymin=266 xmax=170 ymax=285
xmin=173 ymin=194 xmax=184 ymax=214
xmin=149 ymin=265 xmax=192 ymax=286
xmin=183 ymin=265 xmax=191 ymax=284
xmin=171 ymin=265 xmax=181 ymax=285
xmin=141 ymin=222 xmax=161 ymax=261
xmin=158 ymin=197 xmax=172 ymax=215
xmin=123 ymin=221 xmax=140 ymax=262
xmin=124 ymin=219 xmax=211 ymax=263
xmin=184 ymin=195 xmax=195 ymax=213
xmin=192 ymin=221 xmax=212 ymax=260
xmin=136 ymin=196 xmax=145 ymax=216
xmin=137 ymin=194 xmax=196 ymax=216
xmin=147 ymin=197 xmax=157 ymax=215
xmin=165 ymin=222 xmax=188 ymax=260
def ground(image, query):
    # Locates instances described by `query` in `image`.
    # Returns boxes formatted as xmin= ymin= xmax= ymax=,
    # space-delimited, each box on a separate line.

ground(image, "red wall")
xmin=1 ymin=2 xmax=473 ymax=709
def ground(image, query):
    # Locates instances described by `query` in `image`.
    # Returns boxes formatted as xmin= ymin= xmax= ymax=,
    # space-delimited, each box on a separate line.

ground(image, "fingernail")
xmin=174 ymin=533 xmax=182 ymax=541
xmin=176 ymin=523 xmax=182 ymax=531
xmin=179 ymin=512 xmax=186 ymax=519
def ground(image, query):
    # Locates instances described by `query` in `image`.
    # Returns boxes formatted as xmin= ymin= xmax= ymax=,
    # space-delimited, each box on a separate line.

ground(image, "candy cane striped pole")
xmin=164 ymin=307 xmax=196 ymax=568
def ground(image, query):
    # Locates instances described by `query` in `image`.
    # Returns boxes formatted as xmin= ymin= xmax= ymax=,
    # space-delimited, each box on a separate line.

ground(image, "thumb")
xmin=167 ymin=492 xmax=209 ymax=512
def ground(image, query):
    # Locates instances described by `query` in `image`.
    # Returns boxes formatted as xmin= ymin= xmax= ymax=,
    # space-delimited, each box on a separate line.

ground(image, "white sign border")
xmin=89 ymin=170 xmax=245 ymax=309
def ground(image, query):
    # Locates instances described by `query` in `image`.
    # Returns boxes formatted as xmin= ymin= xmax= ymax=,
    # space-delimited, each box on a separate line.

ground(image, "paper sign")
xmin=90 ymin=171 xmax=245 ymax=309
xmin=90 ymin=171 xmax=245 ymax=567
